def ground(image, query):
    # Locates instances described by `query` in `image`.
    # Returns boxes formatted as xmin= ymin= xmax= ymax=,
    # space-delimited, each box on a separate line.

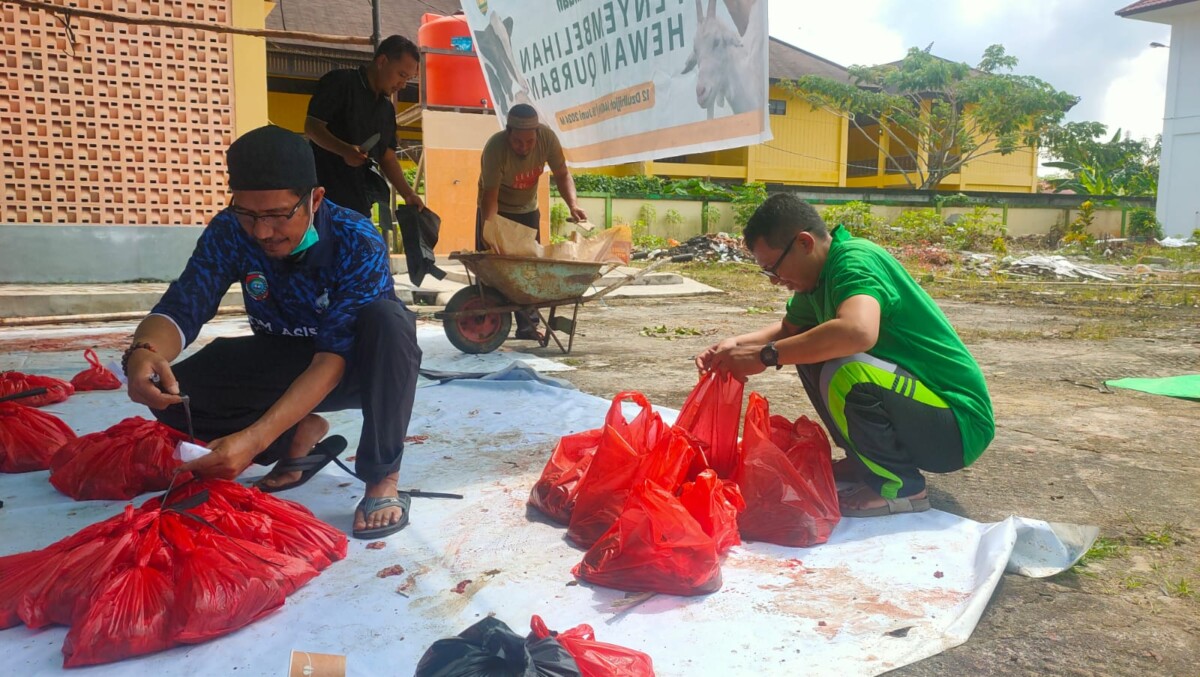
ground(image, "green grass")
xmin=640 ymin=324 xmax=705 ymax=339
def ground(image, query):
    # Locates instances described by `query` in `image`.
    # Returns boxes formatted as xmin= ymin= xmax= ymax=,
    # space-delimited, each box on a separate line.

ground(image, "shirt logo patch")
xmin=316 ymin=289 xmax=330 ymax=314
xmin=245 ymin=272 xmax=269 ymax=301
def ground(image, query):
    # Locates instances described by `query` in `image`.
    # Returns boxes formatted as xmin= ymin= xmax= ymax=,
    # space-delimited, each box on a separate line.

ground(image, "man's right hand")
xmin=126 ymin=348 xmax=183 ymax=410
xmin=695 ymin=337 xmax=740 ymax=373
xmin=342 ymin=145 xmax=369 ymax=168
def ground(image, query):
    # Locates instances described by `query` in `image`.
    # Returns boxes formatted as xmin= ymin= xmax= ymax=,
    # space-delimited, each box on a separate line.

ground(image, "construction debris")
xmin=633 ymin=234 xmax=754 ymax=263
xmin=1002 ymin=255 xmax=1116 ymax=281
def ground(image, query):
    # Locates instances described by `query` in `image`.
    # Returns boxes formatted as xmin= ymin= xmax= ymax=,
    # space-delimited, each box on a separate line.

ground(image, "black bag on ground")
xmin=414 ymin=616 xmax=581 ymax=677
xmin=395 ymin=204 xmax=446 ymax=287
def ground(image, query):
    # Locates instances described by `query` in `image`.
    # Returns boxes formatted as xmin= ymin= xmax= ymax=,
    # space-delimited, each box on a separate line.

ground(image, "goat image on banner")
xmin=461 ymin=0 xmax=772 ymax=167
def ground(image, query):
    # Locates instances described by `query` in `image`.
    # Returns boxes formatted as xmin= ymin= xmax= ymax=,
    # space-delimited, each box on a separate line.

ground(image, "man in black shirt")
xmin=305 ymin=35 xmax=424 ymax=217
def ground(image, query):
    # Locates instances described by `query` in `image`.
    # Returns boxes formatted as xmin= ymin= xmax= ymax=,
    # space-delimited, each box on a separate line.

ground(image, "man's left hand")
xmin=179 ymin=428 xmax=264 ymax=480
xmin=568 ymin=204 xmax=588 ymax=223
xmin=710 ymin=344 xmax=768 ymax=382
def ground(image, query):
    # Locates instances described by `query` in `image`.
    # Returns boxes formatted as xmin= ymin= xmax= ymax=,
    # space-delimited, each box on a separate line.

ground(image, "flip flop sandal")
xmin=353 ymin=493 xmax=411 ymax=539
xmin=513 ymin=327 xmax=546 ymax=341
xmin=840 ymin=490 xmax=932 ymax=518
xmin=253 ymin=435 xmax=348 ymax=494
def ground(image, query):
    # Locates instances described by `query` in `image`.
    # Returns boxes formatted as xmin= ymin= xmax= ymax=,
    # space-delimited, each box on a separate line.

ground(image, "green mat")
xmin=1106 ymin=375 xmax=1200 ymax=401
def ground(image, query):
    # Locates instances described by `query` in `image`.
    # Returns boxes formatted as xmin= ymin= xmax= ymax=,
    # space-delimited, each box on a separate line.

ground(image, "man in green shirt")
xmin=475 ymin=103 xmax=587 ymax=339
xmin=697 ymin=194 xmax=994 ymax=517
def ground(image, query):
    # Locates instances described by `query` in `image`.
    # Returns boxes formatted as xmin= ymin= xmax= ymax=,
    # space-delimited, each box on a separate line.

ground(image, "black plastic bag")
xmin=395 ymin=204 xmax=446 ymax=287
xmin=414 ymin=617 xmax=581 ymax=677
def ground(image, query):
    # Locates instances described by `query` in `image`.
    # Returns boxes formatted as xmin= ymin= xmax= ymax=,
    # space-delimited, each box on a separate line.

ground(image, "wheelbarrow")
xmin=436 ymin=253 xmax=668 ymax=354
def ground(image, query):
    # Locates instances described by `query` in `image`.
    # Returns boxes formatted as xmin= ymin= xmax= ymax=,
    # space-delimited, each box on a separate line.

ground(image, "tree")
xmin=782 ymin=45 xmax=1078 ymax=190
xmin=1041 ymin=121 xmax=1160 ymax=197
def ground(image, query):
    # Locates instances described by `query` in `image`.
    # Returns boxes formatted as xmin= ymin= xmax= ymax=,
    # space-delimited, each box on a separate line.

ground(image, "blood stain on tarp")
xmin=396 ymin=575 xmax=417 ymax=597
xmin=345 ymin=456 xmax=356 ymax=462
xmin=405 ymin=435 xmax=429 ymax=444
xmin=376 ymin=564 xmax=405 ymax=578
xmin=0 ymin=334 xmax=129 ymax=353
xmin=934 ymin=570 xmax=944 ymax=579
xmin=451 ymin=579 xmax=473 ymax=594
xmin=366 ymin=541 xmax=386 ymax=550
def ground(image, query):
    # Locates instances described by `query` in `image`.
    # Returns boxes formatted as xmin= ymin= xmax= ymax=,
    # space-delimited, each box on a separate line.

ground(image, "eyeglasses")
xmin=229 ymin=192 xmax=309 ymax=229
xmin=759 ymin=236 xmax=797 ymax=280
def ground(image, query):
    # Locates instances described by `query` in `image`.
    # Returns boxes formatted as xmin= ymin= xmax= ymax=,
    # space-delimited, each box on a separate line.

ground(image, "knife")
xmin=360 ymin=132 xmax=381 ymax=154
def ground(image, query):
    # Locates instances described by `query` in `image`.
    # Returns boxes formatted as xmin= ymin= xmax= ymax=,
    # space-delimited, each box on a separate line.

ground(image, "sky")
xmin=769 ymin=0 xmax=1172 ymax=143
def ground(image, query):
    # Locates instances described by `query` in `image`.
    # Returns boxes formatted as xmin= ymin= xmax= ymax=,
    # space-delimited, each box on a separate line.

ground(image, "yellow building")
xmin=258 ymin=5 xmax=1038 ymax=195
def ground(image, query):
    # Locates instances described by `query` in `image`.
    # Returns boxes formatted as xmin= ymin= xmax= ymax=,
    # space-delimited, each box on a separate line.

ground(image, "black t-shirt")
xmin=307 ymin=66 xmax=398 ymax=216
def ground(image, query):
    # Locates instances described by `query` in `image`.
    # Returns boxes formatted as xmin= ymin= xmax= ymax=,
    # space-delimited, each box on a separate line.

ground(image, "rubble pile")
xmin=633 ymin=234 xmax=753 ymax=263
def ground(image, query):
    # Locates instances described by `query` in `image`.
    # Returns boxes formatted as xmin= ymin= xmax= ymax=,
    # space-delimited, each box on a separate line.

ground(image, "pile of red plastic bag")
xmin=0 ymin=401 xmax=77 ymax=473
xmin=0 ymin=478 xmax=347 ymax=668
xmin=529 ymin=372 xmax=840 ymax=596
xmin=0 ymin=371 xmax=74 ymax=407
xmin=50 ymin=416 xmax=192 ymax=500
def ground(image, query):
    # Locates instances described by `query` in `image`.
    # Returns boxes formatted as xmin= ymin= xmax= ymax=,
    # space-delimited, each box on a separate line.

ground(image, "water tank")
xmin=417 ymin=13 xmax=492 ymax=109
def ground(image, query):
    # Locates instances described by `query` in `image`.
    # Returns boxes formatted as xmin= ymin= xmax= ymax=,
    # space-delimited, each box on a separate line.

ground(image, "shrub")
xmin=823 ymin=201 xmax=887 ymax=241
xmin=1063 ymin=200 xmax=1096 ymax=247
xmin=890 ymin=209 xmax=946 ymax=246
xmin=703 ymin=204 xmax=722 ymax=232
xmin=1127 ymin=207 xmax=1164 ymax=241
xmin=950 ymin=206 xmax=1007 ymax=252
xmin=550 ymin=202 xmax=570 ymax=237
xmin=731 ymin=182 xmax=767 ymax=229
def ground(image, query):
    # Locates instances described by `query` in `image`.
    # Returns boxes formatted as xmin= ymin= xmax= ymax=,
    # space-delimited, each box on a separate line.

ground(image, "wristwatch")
xmin=759 ymin=341 xmax=780 ymax=368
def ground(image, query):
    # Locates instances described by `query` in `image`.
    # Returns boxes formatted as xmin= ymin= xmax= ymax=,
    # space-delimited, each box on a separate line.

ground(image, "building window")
xmin=768 ymin=99 xmax=787 ymax=116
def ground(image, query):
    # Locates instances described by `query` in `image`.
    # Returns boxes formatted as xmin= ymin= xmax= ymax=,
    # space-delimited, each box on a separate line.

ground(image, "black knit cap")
xmin=227 ymin=124 xmax=318 ymax=191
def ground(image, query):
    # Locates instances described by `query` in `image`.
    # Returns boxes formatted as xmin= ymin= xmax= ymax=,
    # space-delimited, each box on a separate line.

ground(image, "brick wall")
xmin=1 ymin=1 xmax=235 ymax=225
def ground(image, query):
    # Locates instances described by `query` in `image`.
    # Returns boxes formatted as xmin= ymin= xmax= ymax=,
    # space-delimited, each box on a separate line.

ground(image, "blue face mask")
xmin=289 ymin=199 xmax=320 ymax=256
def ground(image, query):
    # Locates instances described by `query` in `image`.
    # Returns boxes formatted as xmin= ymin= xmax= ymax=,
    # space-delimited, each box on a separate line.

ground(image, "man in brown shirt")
xmin=475 ymin=104 xmax=587 ymax=339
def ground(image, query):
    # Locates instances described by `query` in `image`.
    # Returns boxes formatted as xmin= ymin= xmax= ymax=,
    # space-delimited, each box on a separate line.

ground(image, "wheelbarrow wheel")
xmin=443 ymin=286 xmax=512 ymax=354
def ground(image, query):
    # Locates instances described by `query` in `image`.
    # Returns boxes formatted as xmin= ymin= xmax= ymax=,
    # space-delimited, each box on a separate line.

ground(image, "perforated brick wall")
xmin=1 ymin=1 xmax=235 ymax=225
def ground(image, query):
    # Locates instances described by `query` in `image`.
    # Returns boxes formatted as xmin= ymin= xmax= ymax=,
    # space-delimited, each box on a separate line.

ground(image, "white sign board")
xmin=461 ymin=0 xmax=772 ymax=167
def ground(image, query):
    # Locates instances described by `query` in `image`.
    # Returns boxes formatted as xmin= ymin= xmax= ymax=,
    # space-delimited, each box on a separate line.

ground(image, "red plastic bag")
xmin=0 ymin=478 xmax=346 ymax=667
xmin=734 ymin=394 xmax=840 ymax=547
xmin=530 ymin=615 xmax=656 ymax=677
xmin=678 ymin=469 xmax=745 ymax=554
xmin=49 ymin=416 xmax=191 ymax=500
xmin=528 ymin=427 xmax=602 ymax=524
xmin=530 ymin=391 xmax=668 ymax=526
xmin=70 ymin=349 xmax=122 ymax=391
xmin=574 ymin=481 xmax=722 ymax=596
xmin=568 ymin=426 xmax=695 ymax=548
xmin=62 ymin=528 xmax=175 ymax=667
xmin=0 ymin=401 xmax=76 ymax=472
xmin=673 ymin=371 xmax=744 ymax=478
xmin=0 ymin=370 xmax=74 ymax=407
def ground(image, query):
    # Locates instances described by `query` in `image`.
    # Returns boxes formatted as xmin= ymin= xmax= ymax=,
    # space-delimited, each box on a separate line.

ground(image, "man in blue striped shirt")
xmin=122 ymin=125 xmax=421 ymax=539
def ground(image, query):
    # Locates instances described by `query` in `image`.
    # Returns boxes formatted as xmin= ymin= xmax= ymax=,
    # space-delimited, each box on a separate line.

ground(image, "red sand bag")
xmin=62 ymin=527 xmax=176 ymax=668
xmin=70 ymin=349 xmax=122 ymax=391
xmin=49 ymin=416 xmax=190 ymax=500
xmin=0 ymin=370 xmax=74 ymax=407
xmin=673 ymin=371 xmax=744 ymax=478
xmin=734 ymin=394 xmax=840 ymax=547
xmin=574 ymin=481 xmax=722 ymax=596
xmin=0 ymin=401 xmax=76 ymax=472
xmin=568 ymin=426 xmax=695 ymax=548
xmin=678 ymin=469 xmax=745 ymax=554
xmin=529 ymin=615 xmax=656 ymax=677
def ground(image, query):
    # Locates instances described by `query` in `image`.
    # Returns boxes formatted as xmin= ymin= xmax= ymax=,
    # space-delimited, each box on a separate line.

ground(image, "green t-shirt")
xmin=477 ymin=124 xmax=566 ymax=214
xmin=785 ymin=226 xmax=995 ymax=464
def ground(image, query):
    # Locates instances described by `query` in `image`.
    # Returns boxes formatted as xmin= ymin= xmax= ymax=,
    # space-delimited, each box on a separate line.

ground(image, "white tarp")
xmin=459 ymin=0 xmax=773 ymax=167
xmin=0 ymin=325 xmax=1094 ymax=676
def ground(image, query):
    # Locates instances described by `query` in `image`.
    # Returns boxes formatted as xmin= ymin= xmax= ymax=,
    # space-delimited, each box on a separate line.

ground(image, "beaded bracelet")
xmin=121 ymin=342 xmax=156 ymax=376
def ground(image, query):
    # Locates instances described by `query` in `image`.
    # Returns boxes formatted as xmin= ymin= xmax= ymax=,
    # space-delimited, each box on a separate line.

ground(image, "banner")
xmin=460 ymin=0 xmax=772 ymax=168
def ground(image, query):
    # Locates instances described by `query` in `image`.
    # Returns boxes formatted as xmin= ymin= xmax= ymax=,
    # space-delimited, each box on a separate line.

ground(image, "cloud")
xmin=768 ymin=0 xmax=1171 ymax=139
